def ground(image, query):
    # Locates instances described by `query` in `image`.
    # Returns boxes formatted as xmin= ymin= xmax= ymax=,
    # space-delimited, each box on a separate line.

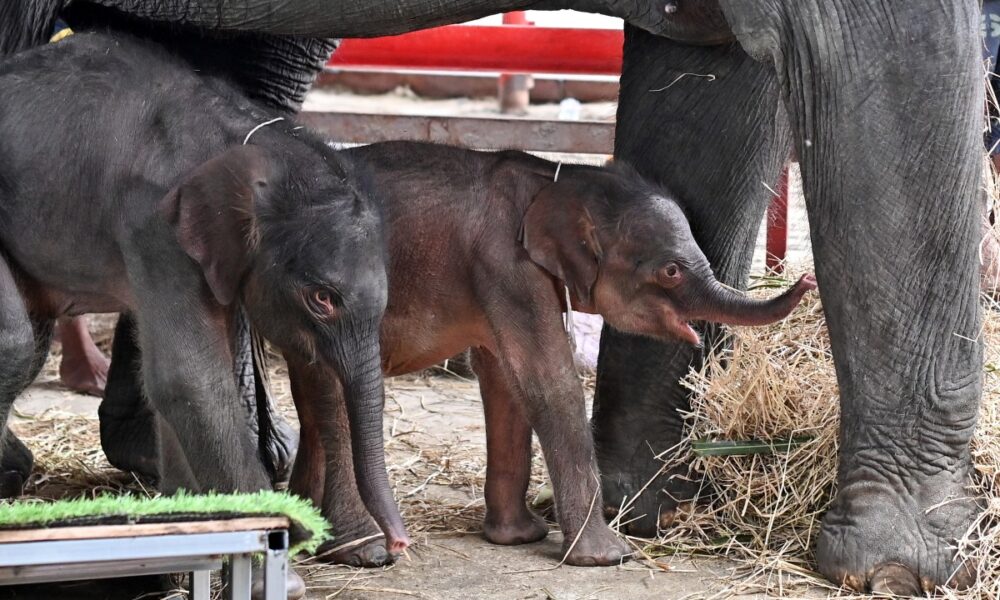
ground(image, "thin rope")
xmin=564 ymin=285 xmax=576 ymax=354
xmin=243 ymin=117 xmax=285 ymax=145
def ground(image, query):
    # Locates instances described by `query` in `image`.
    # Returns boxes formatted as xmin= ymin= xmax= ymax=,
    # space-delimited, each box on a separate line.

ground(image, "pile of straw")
xmin=642 ymin=272 xmax=1000 ymax=598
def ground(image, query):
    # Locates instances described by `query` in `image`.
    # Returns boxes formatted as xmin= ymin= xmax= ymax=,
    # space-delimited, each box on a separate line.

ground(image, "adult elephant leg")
xmin=721 ymin=1 xmax=984 ymax=592
xmin=594 ymin=30 xmax=789 ymax=535
xmin=238 ymin=312 xmax=298 ymax=487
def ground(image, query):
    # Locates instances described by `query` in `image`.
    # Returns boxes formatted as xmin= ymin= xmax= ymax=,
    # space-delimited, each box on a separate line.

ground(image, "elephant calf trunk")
xmin=692 ymin=274 xmax=817 ymax=327
xmin=343 ymin=361 xmax=411 ymax=556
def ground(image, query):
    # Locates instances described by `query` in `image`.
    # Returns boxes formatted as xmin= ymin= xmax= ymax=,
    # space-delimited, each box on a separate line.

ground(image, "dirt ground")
xmin=10 ymin=368 xmax=813 ymax=600
xmin=5 ymin=89 xmax=818 ymax=599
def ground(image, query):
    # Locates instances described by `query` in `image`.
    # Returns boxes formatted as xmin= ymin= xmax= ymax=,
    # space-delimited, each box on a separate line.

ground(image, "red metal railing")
xmin=766 ymin=166 xmax=790 ymax=274
xmin=330 ymin=22 xmax=790 ymax=268
xmin=331 ymin=25 xmax=623 ymax=75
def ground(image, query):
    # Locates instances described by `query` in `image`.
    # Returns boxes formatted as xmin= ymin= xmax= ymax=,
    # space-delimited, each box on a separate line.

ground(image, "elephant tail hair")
xmin=0 ymin=0 xmax=65 ymax=57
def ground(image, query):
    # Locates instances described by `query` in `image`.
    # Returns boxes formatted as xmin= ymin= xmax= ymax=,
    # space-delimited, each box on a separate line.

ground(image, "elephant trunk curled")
xmin=684 ymin=271 xmax=817 ymax=327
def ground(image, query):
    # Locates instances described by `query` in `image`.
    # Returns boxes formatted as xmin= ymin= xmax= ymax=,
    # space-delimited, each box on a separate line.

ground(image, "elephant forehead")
xmin=618 ymin=195 xmax=691 ymax=237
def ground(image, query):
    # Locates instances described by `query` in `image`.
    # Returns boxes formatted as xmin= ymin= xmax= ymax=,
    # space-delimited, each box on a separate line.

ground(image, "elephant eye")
xmin=307 ymin=287 xmax=338 ymax=317
xmin=656 ymin=262 xmax=683 ymax=289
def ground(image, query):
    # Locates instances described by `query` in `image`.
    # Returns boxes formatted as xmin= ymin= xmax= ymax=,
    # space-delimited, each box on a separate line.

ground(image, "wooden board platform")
xmin=0 ymin=517 xmax=290 ymax=544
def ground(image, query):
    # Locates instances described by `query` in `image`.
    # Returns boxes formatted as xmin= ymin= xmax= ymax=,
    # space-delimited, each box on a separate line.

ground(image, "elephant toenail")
xmin=947 ymin=559 xmax=976 ymax=590
xmin=869 ymin=563 xmax=920 ymax=596
xmin=921 ymin=576 xmax=936 ymax=594
xmin=843 ymin=574 xmax=864 ymax=592
xmin=658 ymin=510 xmax=676 ymax=529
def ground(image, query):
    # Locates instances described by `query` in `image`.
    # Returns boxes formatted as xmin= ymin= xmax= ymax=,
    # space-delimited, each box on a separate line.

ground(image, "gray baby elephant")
xmin=0 ymin=31 xmax=409 ymax=557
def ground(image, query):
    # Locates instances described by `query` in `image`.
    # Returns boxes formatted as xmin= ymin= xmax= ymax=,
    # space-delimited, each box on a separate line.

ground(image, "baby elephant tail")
xmin=0 ymin=0 xmax=66 ymax=57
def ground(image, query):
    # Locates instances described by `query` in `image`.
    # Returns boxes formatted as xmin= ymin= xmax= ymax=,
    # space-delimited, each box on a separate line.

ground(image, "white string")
xmin=554 ymin=162 xmax=562 ymax=182
xmin=243 ymin=117 xmax=285 ymax=145
xmin=564 ymin=285 xmax=576 ymax=354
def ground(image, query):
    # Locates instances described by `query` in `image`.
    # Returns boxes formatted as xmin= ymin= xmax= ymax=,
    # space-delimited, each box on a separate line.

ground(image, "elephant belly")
xmin=380 ymin=313 xmax=491 ymax=377
xmin=17 ymin=277 xmax=133 ymax=319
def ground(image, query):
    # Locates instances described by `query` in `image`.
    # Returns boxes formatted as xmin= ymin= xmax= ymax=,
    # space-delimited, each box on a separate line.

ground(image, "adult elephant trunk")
xmin=77 ymin=0 xmax=697 ymax=39
xmin=334 ymin=334 xmax=410 ymax=554
xmin=0 ymin=0 xmax=64 ymax=55
xmin=684 ymin=273 xmax=817 ymax=327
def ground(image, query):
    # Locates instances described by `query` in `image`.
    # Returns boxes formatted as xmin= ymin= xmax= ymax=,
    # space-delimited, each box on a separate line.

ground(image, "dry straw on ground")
xmin=12 ymin=266 xmax=1000 ymax=600
xmin=630 ymin=269 xmax=1000 ymax=599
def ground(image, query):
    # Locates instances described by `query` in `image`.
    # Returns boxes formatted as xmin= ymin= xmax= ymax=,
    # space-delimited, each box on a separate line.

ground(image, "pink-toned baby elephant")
xmin=288 ymin=141 xmax=816 ymax=567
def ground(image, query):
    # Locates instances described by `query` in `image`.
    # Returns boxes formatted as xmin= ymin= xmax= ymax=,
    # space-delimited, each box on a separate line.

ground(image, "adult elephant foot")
xmin=562 ymin=522 xmax=631 ymax=567
xmin=816 ymin=469 xmax=978 ymax=594
xmin=598 ymin=451 xmax=701 ymax=538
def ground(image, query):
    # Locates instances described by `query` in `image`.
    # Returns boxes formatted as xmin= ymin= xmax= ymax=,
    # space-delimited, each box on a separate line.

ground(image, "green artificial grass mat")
xmin=0 ymin=490 xmax=330 ymax=554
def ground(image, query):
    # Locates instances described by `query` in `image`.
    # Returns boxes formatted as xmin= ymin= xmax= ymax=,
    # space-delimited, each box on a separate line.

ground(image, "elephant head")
xmin=522 ymin=163 xmax=816 ymax=345
xmin=158 ymin=142 xmax=408 ymax=553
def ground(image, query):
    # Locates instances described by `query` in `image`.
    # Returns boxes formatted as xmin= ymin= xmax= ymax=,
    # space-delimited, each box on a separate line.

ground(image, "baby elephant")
xmin=291 ymin=142 xmax=816 ymax=567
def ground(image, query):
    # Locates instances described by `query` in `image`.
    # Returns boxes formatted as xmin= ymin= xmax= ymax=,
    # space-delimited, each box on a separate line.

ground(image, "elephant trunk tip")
xmin=387 ymin=531 xmax=411 ymax=554
xmin=372 ymin=505 xmax=410 ymax=554
xmin=796 ymin=273 xmax=818 ymax=293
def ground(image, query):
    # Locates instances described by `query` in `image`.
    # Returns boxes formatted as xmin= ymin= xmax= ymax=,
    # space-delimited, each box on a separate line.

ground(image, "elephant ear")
xmin=521 ymin=182 xmax=604 ymax=305
xmin=158 ymin=145 xmax=274 ymax=306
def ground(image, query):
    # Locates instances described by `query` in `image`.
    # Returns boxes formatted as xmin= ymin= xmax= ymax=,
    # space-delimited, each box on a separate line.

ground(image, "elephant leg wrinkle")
xmin=721 ymin=0 xmax=984 ymax=591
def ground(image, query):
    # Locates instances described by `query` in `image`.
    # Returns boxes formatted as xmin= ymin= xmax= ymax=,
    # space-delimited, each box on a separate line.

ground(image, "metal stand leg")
xmin=226 ymin=555 xmax=252 ymax=599
xmin=189 ymin=570 xmax=211 ymax=600
xmin=262 ymin=531 xmax=289 ymax=600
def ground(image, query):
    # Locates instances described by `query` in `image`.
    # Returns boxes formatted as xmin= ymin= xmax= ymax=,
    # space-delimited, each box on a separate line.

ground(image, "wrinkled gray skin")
xmin=0 ymin=0 xmax=985 ymax=594
xmin=0 ymin=31 xmax=407 ymax=553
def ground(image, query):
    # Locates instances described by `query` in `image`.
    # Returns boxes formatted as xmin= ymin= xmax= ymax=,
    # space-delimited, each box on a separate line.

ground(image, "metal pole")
xmin=226 ymin=555 xmax=252 ymax=600
xmin=262 ymin=532 xmax=289 ymax=600
xmin=189 ymin=570 xmax=211 ymax=600
xmin=499 ymin=12 xmax=532 ymax=114
xmin=765 ymin=164 xmax=790 ymax=274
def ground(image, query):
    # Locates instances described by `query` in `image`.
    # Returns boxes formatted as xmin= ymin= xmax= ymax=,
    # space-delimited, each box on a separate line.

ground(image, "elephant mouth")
xmin=664 ymin=312 xmax=702 ymax=347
